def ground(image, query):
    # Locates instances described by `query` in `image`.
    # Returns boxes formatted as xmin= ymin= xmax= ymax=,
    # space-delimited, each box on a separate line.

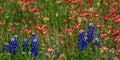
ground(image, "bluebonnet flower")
xmin=77 ymin=30 xmax=87 ymax=50
xmin=31 ymin=33 xmax=37 ymax=40
xmin=22 ymin=39 xmax=29 ymax=52
xmin=8 ymin=38 xmax=18 ymax=55
xmin=94 ymin=39 xmax=100 ymax=46
xmin=94 ymin=32 xmax=101 ymax=46
xmin=31 ymin=39 xmax=38 ymax=56
xmin=2 ymin=43 xmax=9 ymax=52
xmin=87 ymin=23 xmax=94 ymax=42
xmin=96 ymin=32 xmax=100 ymax=38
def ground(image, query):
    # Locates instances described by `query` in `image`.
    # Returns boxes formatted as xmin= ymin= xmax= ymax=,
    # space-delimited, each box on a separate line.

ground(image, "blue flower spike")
xmin=22 ymin=39 xmax=29 ymax=52
xmin=2 ymin=43 xmax=9 ymax=52
xmin=31 ymin=33 xmax=37 ymax=39
xmin=87 ymin=23 xmax=94 ymax=42
xmin=8 ymin=38 xmax=18 ymax=55
xmin=31 ymin=39 xmax=39 ymax=56
xmin=77 ymin=30 xmax=87 ymax=50
xmin=94 ymin=38 xmax=100 ymax=46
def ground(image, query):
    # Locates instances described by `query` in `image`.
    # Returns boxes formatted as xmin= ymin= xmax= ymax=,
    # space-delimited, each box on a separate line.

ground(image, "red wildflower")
xmin=69 ymin=15 xmax=74 ymax=20
xmin=106 ymin=29 xmax=111 ymax=34
xmin=59 ymin=34 xmax=64 ymax=37
xmin=38 ymin=15 xmax=43 ymax=18
xmin=113 ymin=14 xmax=120 ymax=22
xmin=18 ymin=29 xmax=23 ymax=34
xmin=48 ymin=47 xmax=54 ymax=52
xmin=68 ymin=28 xmax=74 ymax=32
xmin=107 ymin=25 xmax=112 ymax=29
xmin=21 ymin=6 xmax=26 ymax=11
xmin=86 ymin=0 xmax=92 ymax=4
xmin=29 ymin=19 xmax=33 ymax=23
xmin=43 ymin=28 xmax=48 ymax=35
xmin=36 ymin=24 xmax=46 ymax=30
xmin=14 ymin=22 xmax=19 ymax=25
xmin=26 ymin=0 xmax=30 ymax=2
xmin=113 ymin=36 xmax=120 ymax=42
xmin=111 ymin=1 xmax=119 ymax=7
xmin=70 ymin=10 xmax=76 ymax=14
xmin=92 ymin=12 xmax=98 ymax=17
xmin=24 ymin=28 xmax=32 ymax=33
xmin=40 ymin=5 xmax=44 ymax=9
xmin=63 ymin=28 xmax=69 ymax=32
xmin=0 ymin=20 xmax=5 ymax=25
xmin=8 ymin=25 xmax=14 ymax=31
xmin=117 ymin=47 xmax=120 ymax=52
xmin=100 ymin=33 xmax=106 ymax=38
xmin=100 ymin=46 xmax=107 ymax=52
xmin=79 ymin=8 xmax=84 ymax=15
xmin=102 ymin=14 xmax=109 ymax=20
xmin=29 ymin=6 xmax=35 ymax=11
xmin=97 ymin=23 xmax=104 ymax=28
xmin=66 ymin=0 xmax=72 ymax=3
xmin=103 ymin=1 xmax=108 ymax=6
xmin=109 ymin=48 xmax=115 ymax=53
xmin=109 ymin=8 xmax=116 ymax=16
xmin=73 ymin=22 xmax=80 ymax=29
xmin=0 ymin=7 xmax=3 ymax=13
xmin=74 ymin=0 xmax=82 ymax=5
xmin=34 ymin=11 xmax=40 ymax=15
xmin=59 ymin=53 xmax=66 ymax=59
xmin=112 ymin=29 xmax=119 ymax=35
xmin=63 ymin=27 xmax=74 ymax=32
xmin=85 ymin=11 xmax=90 ymax=16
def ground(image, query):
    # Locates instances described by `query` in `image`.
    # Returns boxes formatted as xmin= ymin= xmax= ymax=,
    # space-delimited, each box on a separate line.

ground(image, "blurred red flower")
xmin=8 ymin=25 xmax=14 ymax=31
xmin=36 ymin=24 xmax=46 ymax=30
xmin=100 ymin=46 xmax=107 ymax=52
xmin=92 ymin=12 xmax=98 ymax=17
xmin=29 ymin=6 xmax=35 ymax=11
xmin=85 ymin=11 xmax=90 ymax=16
xmin=70 ymin=10 xmax=76 ymax=14
xmin=102 ymin=14 xmax=109 ymax=20
xmin=109 ymin=8 xmax=116 ymax=15
xmin=73 ymin=22 xmax=80 ymax=29
xmin=113 ymin=36 xmax=120 ymax=42
xmin=14 ymin=22 xmax=19 ymax=26
xmin=113 ymin=14 xmax=120 ymax=22
xmin=21 ymin=6 xmax=26 ymax=11
xmin=0 ymin=7 xmax=3 ymax=13
xmin=79 ymin=8 xmax=84 ymax=15
xmin=97 ymin=23 xmax=104 ymax=28
xmin=100 ymin=33 xmax=106 ymax=38
xmin=24 ymin=28 xmax=32 ymax=33
xmin=43 ymin=28 xmax=48 ymax=35
xmin=0 ymin=20 xmax=5 ymax=25
xmin=40 ymin=5 xmax=44 ymax=9
xmin=112 ymin=29 xmax=119 ymax=35
xmin=26 ymin=0 xmax=30 ymax=2
xmin=117 ymin=47 xmax=120 ymax=52
xmin=29 ymin=19 xmax=33 ymax=23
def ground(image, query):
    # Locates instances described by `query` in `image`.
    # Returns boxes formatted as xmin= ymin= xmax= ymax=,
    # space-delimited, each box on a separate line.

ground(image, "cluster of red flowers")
xmin=34 ymin=24 xmax=48 ymax=35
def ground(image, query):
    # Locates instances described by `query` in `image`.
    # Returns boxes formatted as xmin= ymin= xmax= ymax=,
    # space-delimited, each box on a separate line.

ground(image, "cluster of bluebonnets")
xmin=2 ymin=33 xmax=38 ymax=56
xmin=77 ymin=23 xmax=100 ymax=50
xmin=2 ymin=23 xmax=100 ymax=56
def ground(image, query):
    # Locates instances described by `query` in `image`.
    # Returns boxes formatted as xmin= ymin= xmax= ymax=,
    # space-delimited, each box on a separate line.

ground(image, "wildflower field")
xmin=0 ymin=0 xmax=120 ymax=60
